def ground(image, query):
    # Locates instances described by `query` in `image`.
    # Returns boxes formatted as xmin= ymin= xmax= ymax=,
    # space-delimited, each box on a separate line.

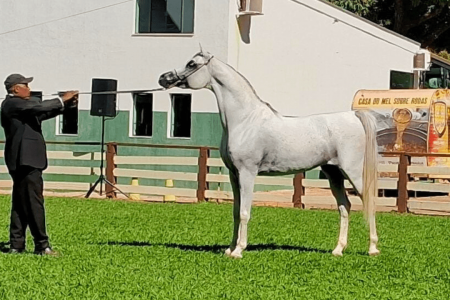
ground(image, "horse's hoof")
xmin=332 ymin=245 xmax=344 ymax=257
xmin=230 ymin=252 xmax=243 ymax=259
xmin=225 ymin=248 xmax=243 ymax=259
xmin=369 ymin=249 xmax=380 ymax=256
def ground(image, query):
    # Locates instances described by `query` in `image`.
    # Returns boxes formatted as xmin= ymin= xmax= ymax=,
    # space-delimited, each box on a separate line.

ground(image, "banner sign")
xmin=352 ymin=89 xmax=450 ymax=169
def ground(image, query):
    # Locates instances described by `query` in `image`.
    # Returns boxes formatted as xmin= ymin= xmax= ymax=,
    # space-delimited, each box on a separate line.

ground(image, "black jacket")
xmin=1 ymin=95 xmax=63 ymax=172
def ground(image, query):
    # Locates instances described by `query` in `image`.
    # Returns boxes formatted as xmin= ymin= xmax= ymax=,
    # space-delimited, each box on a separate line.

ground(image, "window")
xmin=30 ymin=91 xmax=42 ymax=100
xmin=390 ymin=71 xmax=414 ymax=89
xmin=133 ymin=93 xmax=153 ymax=136
xmin=60 ymin=104 xmax=78 ymax=135
xmin=171 ymin=94 xmax=191 ymax=138
xmin=136 ymin=0 xmax=194 ymax=34
xmin=423 ymin=63 xmax=450 ymax=89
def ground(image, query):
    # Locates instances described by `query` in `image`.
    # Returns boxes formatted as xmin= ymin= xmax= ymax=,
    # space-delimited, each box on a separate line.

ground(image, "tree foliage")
xmin=327 ymin=0 xmax=376 ymax=16
xmin=328 ymin=0 xmax=450 ymax=52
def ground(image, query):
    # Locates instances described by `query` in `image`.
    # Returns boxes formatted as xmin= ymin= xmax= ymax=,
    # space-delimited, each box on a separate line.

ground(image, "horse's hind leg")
xmin=340 ymin=165 xmax=379 ymax=256
xmin=321 ymin=165 xmax=351 ymax=257
xmin=225 ymin=170 xmax=240 ymax=257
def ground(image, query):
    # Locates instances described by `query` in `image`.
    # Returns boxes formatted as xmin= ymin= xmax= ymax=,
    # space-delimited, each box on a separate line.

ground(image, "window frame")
xmin=131 ymin=93 xmax=154 ymax=138
xmin=169 ymin=93 xmax=192 ymax=139
xmin=390 ymin=70 xmax=414 ymax=90
xmin=56 ymin=99 xmax=79 ymax=137
xmin=133 ymin=0 xmax=195 ymax=36
xmin=30 ymin=91 xmax=43 ymax=100
xmin=422 ymin=62 xmax=450 ymax=89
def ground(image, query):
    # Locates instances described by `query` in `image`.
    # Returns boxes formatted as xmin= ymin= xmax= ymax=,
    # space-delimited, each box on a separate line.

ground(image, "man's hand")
xmin=61 ymin=91 xmax=79 ymax=102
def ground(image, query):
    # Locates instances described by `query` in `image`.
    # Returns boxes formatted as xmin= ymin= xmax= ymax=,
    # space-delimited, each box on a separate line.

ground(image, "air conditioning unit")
xmin=413 ymin=50 xmax=431 ymax=71
xmin=238 ymin=0 xmax=263 ymax=16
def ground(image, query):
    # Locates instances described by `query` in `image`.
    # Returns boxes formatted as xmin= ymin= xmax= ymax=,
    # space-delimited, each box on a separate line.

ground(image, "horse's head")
xmin=158 ymin=51 xmax=214 ymax=90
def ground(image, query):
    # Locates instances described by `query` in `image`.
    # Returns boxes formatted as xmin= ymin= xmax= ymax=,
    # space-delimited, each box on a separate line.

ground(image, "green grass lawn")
xmin=0 ymin=195 xmax=449 ymax=299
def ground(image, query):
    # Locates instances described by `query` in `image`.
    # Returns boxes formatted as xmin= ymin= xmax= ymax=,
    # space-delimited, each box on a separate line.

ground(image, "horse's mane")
xmin=222 ymin=61 xmax=281 ymax=116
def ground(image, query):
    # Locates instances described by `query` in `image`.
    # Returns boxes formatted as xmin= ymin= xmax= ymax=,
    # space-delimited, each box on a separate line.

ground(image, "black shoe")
xmin=34 ymin=247 xmax=59 ymax=256
xmin=8 ymin=248 xmax=24 ymax=254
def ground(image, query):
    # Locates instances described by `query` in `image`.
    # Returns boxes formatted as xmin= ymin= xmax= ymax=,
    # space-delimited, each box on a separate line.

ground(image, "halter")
xmin=172 ymin=55 xmax=214 ymax=85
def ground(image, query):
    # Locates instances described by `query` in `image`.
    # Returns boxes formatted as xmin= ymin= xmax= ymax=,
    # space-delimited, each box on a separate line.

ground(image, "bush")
xmin=438 ymin=50 xmax=450 ymax=61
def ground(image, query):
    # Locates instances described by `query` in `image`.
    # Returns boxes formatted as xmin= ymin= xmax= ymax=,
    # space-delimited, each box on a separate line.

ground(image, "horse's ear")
xmin=199 ymin=43 xmax=204 ymax=55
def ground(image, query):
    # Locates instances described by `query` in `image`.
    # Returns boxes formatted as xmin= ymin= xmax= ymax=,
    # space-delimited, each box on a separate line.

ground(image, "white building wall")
xmin=0 ymin=0 xmax=228 ymax=113
xmin=0 ymin=0 xmax=425 ymax=120
xmin=227 ymin=0 xmax=423 ymax=117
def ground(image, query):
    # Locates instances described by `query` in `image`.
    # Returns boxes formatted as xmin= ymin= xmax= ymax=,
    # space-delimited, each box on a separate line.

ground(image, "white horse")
xmin=159 ymin=51 xmax=379 ymax=258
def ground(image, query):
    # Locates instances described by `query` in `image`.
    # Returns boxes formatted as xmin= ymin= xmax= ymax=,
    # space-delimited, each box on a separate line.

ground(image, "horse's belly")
xmin=258 ymin=148 xmax=329 ymax=174
xmin=256 ymin=117 xmax=349 ymax=173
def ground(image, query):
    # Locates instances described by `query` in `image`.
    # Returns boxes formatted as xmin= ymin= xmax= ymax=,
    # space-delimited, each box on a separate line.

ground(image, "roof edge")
xmin=430 ymin=53 xmax=450 ymax=67
xmin=317 ymin=0 xmax=421 ymax=47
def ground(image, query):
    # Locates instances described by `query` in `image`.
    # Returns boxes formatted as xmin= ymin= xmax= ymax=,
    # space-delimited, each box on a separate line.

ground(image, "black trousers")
xmin=9 ymin=166 xmax=49 ymax=251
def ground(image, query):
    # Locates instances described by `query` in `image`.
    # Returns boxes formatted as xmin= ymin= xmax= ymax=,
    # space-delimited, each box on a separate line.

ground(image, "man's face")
xmin=12 ymin=83 xmax=31 ymax=99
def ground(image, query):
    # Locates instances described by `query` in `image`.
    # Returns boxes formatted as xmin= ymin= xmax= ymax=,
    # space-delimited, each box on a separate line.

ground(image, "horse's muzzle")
xmin=158 ymin=71 xmax=175 ymax=88
xmin=159 ymin=71 xmax=185 ymax=88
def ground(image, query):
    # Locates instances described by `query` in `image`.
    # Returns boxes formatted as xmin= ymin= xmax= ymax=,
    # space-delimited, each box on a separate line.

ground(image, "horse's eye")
xmin=187 ymin=61 xmax=196 ymax=68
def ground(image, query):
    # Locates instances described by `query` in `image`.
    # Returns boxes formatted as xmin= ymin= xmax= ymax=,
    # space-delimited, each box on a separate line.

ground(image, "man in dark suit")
xmin=1 ymin=74 xmax=78 ymax=255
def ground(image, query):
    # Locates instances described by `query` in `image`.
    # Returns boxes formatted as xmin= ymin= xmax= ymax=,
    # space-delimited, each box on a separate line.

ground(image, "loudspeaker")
xmin=90 ymin=78 xmax=117 ymax=117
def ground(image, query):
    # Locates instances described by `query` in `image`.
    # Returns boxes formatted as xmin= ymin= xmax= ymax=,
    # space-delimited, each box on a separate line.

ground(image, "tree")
xmin=327 ymin=0 xmax=376 ymax=17
xmin=328 ymin=0 xmax=450 ymax=52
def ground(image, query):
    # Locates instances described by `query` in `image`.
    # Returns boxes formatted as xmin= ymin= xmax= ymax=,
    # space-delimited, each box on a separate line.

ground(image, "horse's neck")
xmin=208 ymin=60 xmax=269 ymax=131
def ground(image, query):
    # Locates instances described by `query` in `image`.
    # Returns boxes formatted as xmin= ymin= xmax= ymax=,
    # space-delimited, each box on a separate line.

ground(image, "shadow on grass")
xmin=100 ymin=241 xmax=331 ymax=254
xmin=0 ymin=241 xmax=10 ymax=253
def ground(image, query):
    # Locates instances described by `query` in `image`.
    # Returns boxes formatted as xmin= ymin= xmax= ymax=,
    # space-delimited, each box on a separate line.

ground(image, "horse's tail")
xmin=355 ymin=110 xmax=378 ymax=222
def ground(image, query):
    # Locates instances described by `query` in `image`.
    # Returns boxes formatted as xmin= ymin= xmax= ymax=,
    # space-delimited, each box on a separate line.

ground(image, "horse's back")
xmin=249 ymin=111 xmax=366 ymax=173
xmin=277 ymin=110 xmax=365 ymax=150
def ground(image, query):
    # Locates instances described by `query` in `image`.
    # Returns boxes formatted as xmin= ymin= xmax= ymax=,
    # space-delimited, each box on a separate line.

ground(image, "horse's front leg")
xmin=227 ymin=168 xmax=256 ymax=259
xmin=225 ymin=170 xmax=240 ymax=257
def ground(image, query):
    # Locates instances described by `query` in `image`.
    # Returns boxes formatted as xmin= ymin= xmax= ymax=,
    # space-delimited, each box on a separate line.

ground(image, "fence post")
xmin=292 ymin=173 xmax=305 ymax=208
xmin=397 ymin=153 xmax=410 ymax=213
xmin=197 ymin=147 xmax=210 ymax=202
xmin=106 ymin=142 xmax=117 ymax=198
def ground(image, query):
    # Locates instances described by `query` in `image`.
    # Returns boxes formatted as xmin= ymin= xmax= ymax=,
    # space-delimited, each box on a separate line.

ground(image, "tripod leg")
xmin=85 ymin=177 xmax=102 ymax=198
xmin=104 ymin=178 xmax=130 ymax=199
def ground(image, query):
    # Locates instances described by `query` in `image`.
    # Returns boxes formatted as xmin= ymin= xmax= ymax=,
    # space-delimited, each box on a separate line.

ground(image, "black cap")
xmin=4 ymin=74 xmax=33 ymax=90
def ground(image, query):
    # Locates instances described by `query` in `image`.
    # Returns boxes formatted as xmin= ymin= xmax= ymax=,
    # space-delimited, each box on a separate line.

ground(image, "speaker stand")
xmin=85 ymin=116 xmax=129 ymax=199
